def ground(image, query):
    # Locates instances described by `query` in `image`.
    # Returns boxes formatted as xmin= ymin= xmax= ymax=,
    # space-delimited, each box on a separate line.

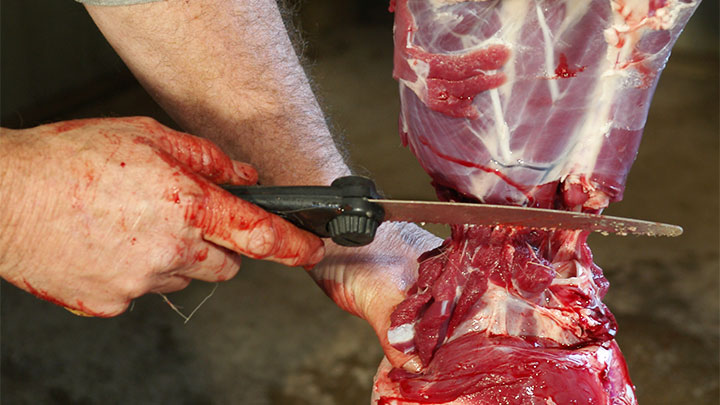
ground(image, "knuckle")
xmin=103 ymin=301 xmax=131 ymax=318
xmin=131 ymin=116 xmax=159 ymax=126
xmin=75 ymin=293 xmax=132 ymax=318
xmin=156 ymin=240 xmax=190 ymax=269
xmin=151 ymin=275 xmax=191 ymax=294
xmin=183 ymin=192 xmax=212 ymax=228
xmin=119 ymin=276 xmax=151 ymax=301
xmin=246 ymin=219 xmax=279 ymax=259
xmin=215 ymin=254 xmax=242 ymax=281
xmin=174 ymin=276 xmax=192 ymax=291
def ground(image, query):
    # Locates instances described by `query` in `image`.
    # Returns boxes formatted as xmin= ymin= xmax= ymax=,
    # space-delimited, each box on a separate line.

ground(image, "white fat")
xmin=433 ymin=10 xmax=465 ymax=25
xmin=595 ymin=343 xmax=613 ymax=365
xmin=535 ymin=2 xmax=559 ymax=101
xmin=467 ymin=172 xmax=504 ymax=204
xmin=429 ymin=0 xmax=490 ymax=7
xmin=440 ymin=299 xmax=451 ymax=316
xmin=399 ymin=84 xmax=411 ymax=135
xmin=388 ymin=323 xmax=416 ymax=346
xmin=448 ymin=258 xmax=601 ymax=345
xmin=400 ymin=0 xmax=698 ymax=202
xmin=489 ymin=88 xmax=513 ymax=164
xmin=404 ymin=59 xmax=431 ymax=99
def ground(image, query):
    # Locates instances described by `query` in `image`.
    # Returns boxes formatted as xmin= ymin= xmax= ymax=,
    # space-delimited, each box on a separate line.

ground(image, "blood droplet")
xmin=554 ymin=53 xmax=585 ymax=79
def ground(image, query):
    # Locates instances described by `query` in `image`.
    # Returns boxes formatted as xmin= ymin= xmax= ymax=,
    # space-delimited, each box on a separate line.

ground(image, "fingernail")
xmin=233 ymin=161 xmax=258 ymax=184
xmin=401 ymin=356 xmax=423 ymax=373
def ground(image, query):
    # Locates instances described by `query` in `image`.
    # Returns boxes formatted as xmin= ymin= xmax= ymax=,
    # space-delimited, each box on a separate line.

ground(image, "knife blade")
xmin=372 ymin=199 xmax=683 ymax=238
xmin=222 ymin=175 xmax=682 ymax=246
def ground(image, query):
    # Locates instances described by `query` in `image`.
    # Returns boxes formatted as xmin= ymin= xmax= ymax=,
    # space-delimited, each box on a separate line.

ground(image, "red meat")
xmin=373 ymin=0 xmax=699 ymax=403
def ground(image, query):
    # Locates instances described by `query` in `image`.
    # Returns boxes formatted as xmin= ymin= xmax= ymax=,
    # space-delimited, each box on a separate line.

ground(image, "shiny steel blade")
xmin=370 ymin=199 xmax=683 ymax=237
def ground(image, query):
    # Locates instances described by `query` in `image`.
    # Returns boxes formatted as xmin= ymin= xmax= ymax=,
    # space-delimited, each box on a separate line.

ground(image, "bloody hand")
xmin=0 ymin=117 xmax=324 ymax=316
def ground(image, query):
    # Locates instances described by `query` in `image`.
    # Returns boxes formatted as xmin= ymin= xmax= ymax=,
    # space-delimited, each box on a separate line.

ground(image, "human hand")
xmin=308 ymin=222 xmax=441 ymax=371
xmin=0 ymin=117 xmax=324 ymax=316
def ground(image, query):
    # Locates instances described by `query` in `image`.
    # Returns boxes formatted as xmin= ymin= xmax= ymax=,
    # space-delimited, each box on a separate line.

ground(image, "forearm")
xmin=85 ymin=0 xmax=349 ymax=186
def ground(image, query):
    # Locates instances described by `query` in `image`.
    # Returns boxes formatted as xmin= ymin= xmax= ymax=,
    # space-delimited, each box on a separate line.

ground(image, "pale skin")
xmin=0 ymin=117 xmax=325 ymax=316
xmin=0 ymin=0 xmax=440 ymax=371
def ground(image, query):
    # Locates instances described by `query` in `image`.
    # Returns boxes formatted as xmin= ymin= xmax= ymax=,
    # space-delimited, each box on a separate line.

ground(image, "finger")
xmin=187 ymin=183 xmax=325 ymax=267
xmin=182 ymin=244 xmax=242 ymax=282
xmin=159 ymin=132 xmax=257 ymax=185
xmin=151 ymin=275 xmax=192 ymax=294
xmin=133 ymin=118 xmax=257 ymax=185
xmin=229 ymin=160 xmax=258 ymax=185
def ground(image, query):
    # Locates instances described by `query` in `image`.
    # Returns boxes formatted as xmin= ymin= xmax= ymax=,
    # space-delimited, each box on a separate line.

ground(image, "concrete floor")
xmin=2 ymin=2 xmax=718 ymax=404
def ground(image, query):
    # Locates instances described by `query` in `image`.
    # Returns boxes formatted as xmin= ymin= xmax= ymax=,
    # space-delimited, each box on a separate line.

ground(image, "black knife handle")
xmin=221 ymin=176 xmax=385 ymax=247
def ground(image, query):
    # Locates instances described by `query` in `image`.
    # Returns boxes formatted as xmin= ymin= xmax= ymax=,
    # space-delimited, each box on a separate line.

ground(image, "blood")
xmin=553 ymin=53 xmax=586 ymax=78
xmin=388 ymin=225 xmax=617 ymax=359
xmin=58 ymin=119 xmax=267 ymax=261
xmin=231 ymin=162 xmax=258 ymax=183
xmin=52 ymin=119 xmax=96 ymax=134
xmin=377 ymin=397 xmax=416 ymax=405
xmin=22 ymin=279 xmax=71 ymax=308
xmin=194 ymin=247 xmax=209 ymax=263
xmin=382 ymin=333 xmax=631 ymax=404
xmin=118 ymin=216 xmax=128 ymax=232
xmin=416 ymin=136 xmax=533 ymax=202
xmin=74 ymin=300 xmax=114 ymax=318
xmin=135 ymin=135 xmax=247 ymax=224
xmin=166 ymin=187 xmax=181 ymax=204
xmin=22 ymin=279 xmax=111 ymax=317
xmin=132 ymin=120 xmax=257 ymax=183
xmin=136 ymin=136 xmax=307 ymax=262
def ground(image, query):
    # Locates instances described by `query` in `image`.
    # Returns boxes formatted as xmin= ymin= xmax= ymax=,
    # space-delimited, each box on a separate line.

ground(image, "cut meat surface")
xmin=374 ymin=339 xmax=634 ymax=404
xmin=387 ymin=227 xmax=616 ymax=365
xmin=372 ymin=0 xmax=700 ymax=404
xmin=375 ymin=226 xmax=634 ymax=404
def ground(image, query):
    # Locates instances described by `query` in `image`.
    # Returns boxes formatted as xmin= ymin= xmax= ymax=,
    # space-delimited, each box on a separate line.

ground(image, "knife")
xmin=221 ymin=176 xmax=683 ymax=247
